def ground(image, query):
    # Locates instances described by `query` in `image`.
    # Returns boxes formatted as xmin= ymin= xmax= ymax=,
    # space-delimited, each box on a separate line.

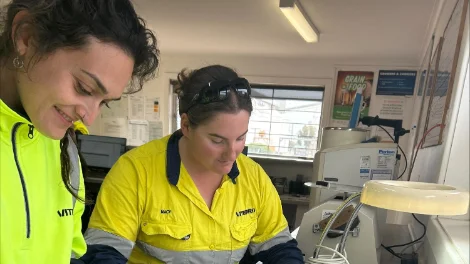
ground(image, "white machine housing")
xmin=296 ymin=200 xmax=385 ymax=264
xmin=296 ymin=127 xmax=400 ymax=264
xmin=310 ymin=142 xmax=399 ymax=207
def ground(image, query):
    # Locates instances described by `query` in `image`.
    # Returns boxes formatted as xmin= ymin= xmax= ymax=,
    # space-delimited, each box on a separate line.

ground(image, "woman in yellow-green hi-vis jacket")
xmin=0 ymin=0 xmax=159 ymax=263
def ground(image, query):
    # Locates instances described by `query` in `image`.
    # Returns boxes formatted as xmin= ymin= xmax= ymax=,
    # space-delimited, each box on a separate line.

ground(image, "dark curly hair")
xmin=0 ymin=0 xmax=160 ymax=202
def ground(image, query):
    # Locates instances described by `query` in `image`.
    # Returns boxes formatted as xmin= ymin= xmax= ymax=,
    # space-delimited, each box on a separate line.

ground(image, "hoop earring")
xmin=13 ymin=56 xmax=24 ymax=69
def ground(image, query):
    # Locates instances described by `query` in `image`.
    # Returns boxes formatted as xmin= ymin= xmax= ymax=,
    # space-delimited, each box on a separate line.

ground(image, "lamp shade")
xmin=360 ymin=180 xmax=469 ymax=215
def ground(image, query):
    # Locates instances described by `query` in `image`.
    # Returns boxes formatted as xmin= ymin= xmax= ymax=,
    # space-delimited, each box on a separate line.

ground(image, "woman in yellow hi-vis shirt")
xmin=81 ymin=65 xmax=304 ymax=264
xmin=0 ymin=1 xmax=159 ymax=263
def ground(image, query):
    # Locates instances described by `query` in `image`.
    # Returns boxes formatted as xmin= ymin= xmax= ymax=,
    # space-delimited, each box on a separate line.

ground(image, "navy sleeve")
xmin=241 ymin=239 xmax=304 ymax=264
xmin=78 ymin=244 xmax=127 ymax=264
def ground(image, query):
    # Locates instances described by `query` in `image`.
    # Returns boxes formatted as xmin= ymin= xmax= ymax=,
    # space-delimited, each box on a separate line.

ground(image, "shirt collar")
xmin=166 ymin=130 xmax=240 ymax=185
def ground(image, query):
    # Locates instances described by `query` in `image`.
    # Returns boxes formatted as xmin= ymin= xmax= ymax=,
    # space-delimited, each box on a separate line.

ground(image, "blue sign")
xmin=376 ymin=70 xmax=417 ymax=96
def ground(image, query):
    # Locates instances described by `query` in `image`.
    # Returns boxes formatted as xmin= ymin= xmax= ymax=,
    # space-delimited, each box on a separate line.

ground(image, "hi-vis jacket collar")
xmin=166 ymin=130 xmax=240 ymax=185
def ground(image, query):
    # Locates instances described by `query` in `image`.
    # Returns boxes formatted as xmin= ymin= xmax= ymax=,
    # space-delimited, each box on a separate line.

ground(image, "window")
xmin=247 ymin=85 xmax=324 ymax=159
xmin=169 ymin=80 xmax=180 ymax=133
xmin=170 ymin=81 xmax=325 ymax=160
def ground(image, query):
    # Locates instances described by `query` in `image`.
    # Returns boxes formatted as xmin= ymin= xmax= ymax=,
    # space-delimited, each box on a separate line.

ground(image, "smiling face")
xmin=183 ymin=110 xmax=250 ymax=175
xmin=16 ymin=38 xmax=134 ymax=139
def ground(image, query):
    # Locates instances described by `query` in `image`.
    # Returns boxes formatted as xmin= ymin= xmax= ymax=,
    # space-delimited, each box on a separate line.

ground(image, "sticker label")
xmin=377 ymin=149 xmax=396 ymax=169
xmin=360 ymin=168 xmax=371 ymax=179
xmin=360 ymin=155 xmax=371 ymax=168
xmin=371 ymin=169 xmax=393 ymax=180
xmin=360 ymin=155 xmax=371 ymax=178
xmin=321 ymin=210 xmax=336 ymax=220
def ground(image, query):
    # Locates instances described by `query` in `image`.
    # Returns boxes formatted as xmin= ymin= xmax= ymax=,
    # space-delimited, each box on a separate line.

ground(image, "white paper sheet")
xmin=100 ymin=118 xmax=127 ymax=138
xmin=378 ymin=98 xmax=405 ymax=119
xmin=101 ymin=95 xmax=129 ymax=118
xmin=129 ymin=95 xmax=145 ymax=120
xmin=128 ymin=120 xmax=149 ymax=146
xmin=149 ymin=121 xmax=163 ymax=140
xmin=145 ymin=97 xmax=160 ymax=121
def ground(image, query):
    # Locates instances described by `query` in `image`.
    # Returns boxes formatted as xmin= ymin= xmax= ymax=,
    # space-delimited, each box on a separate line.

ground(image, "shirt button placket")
xmin=211 ymin=218 xmax=216 ymax=263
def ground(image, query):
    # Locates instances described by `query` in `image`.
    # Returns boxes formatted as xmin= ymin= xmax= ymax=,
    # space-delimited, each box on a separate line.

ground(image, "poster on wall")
xmin=128 ymin=120 xmax=149 ymax=146
xmin=332 ymin=71 xmax=374 ymax=123
xmin=421 ymin=0 xmax=468 ymax=147
xmin=376 ymin=70 xmax=417 ymax=96
xmin=145 ymin=97 xmax=160 ymax=121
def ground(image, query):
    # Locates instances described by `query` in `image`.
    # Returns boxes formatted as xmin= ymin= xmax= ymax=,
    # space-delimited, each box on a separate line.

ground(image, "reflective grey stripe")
xmin=85 ymin=228 xmax=135 ymax=258
xmin=249 ymin=227 xmax=293 ymax=255
xmin=71 ymin=252 xmax=76 ymax=259
xmin=67 ymin=135 xmax=80 ymax=208
xmin=136 ymin=240 xmax=247 ymax=264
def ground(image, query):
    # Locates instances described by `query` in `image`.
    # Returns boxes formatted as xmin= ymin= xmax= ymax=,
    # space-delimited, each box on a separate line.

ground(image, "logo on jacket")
xmin=236 ymin=208 xmax=255 ymax=217
xmin=161 ymin=209 xmax=171 ymax=214
xmin=57 ymin=208 xmax=74 ymax=217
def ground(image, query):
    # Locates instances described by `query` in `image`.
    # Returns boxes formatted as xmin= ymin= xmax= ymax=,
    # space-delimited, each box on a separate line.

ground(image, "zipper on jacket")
xmin=12 ymin=122 xmax=31 ymax=238
xmin=28 ymin=124 xmax=34 ymax=139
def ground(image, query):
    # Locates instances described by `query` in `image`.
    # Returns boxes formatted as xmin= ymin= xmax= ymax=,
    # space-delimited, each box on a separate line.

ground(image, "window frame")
xmin=247 ymin=83 xmax=325 ymax=161
xmin=169 ymin=75 xmax=334 ymax=161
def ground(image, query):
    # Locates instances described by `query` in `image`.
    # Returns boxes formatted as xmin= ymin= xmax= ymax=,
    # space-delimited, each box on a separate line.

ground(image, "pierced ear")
xmin=11 ymin=11 xmax=32 ymax=57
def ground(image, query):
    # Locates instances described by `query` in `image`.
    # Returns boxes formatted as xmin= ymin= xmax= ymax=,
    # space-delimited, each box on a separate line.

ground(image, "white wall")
xmin=89 ymin=55 xmax=418 ymax=134
xmin=408 ymin=0 xmax=469 ymax=214
xmin=443 ymin=62 xmax=469 ymax=220
xmin=406 ymin=0 xmax=469 ymax=261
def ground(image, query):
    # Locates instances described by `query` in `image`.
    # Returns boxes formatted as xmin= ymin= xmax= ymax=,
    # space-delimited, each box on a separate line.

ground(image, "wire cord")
xmin=381 ymin=214 xmax=427 ymax=259
xmin=306 ymin=244 xmax=350 ymax=264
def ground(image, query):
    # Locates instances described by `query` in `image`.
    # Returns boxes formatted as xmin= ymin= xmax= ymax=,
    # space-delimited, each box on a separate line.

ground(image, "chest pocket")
xmin=140 ymin=221 xmax=192 ymax=251
xmin=230 ymin=218 xmax=257 ymax=248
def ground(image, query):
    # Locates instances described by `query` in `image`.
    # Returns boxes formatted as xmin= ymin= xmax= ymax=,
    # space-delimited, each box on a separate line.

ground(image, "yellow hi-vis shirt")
xmin=85 ymin=130 xmax=293 ymax=263
xmin=0 ymin=100 xmax=86 ymax=263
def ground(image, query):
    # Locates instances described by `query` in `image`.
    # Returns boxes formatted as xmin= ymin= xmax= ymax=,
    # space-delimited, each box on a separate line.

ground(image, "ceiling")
xmin=133 ymin=0 xmax=437 ymax=64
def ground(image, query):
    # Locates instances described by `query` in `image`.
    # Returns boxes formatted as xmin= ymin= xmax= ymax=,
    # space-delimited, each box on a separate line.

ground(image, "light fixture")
xmin=279 ymin=0 xmax=319 ymax=43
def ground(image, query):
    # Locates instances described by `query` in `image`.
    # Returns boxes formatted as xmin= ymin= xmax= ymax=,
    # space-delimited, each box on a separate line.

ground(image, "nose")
xmin=75 ymin=104 xmax=99 ymax=126
xmin=224 ymin=142 xmax=238 ymax=161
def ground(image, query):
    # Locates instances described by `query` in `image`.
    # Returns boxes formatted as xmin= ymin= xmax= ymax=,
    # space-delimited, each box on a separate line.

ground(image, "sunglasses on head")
xmin=184 ymin=77 xmax=251 ymax=112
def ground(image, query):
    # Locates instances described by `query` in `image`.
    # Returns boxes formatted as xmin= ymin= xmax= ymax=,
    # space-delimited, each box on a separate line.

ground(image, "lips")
xmin=54 ymin=106 xmax=74 ymax=124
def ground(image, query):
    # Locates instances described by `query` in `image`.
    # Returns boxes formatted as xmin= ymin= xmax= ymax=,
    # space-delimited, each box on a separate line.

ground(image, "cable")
xmin=306 ymin=244 xmax=350 ymax=264
xmin=314 ymin=193 xmax=362 ymax=257
xmin=399 ymin=241 xmax=424 ymax=255
xmin=338 ymin=203 xmax=364 ymax=253
xmin=377 ymin=125 xmax=407 ymax=180
xmin=381 ymin=214 xmax=427 ymax=260
xmin=386 ymin=214 xmax=427 ymax=249
xmin=381 ymin=244 xmax=402 ymax=259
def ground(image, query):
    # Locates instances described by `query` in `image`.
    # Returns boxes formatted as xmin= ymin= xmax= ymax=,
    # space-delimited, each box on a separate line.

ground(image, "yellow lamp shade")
xmin=361 ymin=180 xmax=469 ymax=216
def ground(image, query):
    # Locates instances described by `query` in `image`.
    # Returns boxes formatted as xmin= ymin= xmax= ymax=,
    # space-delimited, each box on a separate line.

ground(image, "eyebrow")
xmin=80 ymin=69 xmax=108 ymax=95
xmin=209 ymin=130 xmax=248 ymax=140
